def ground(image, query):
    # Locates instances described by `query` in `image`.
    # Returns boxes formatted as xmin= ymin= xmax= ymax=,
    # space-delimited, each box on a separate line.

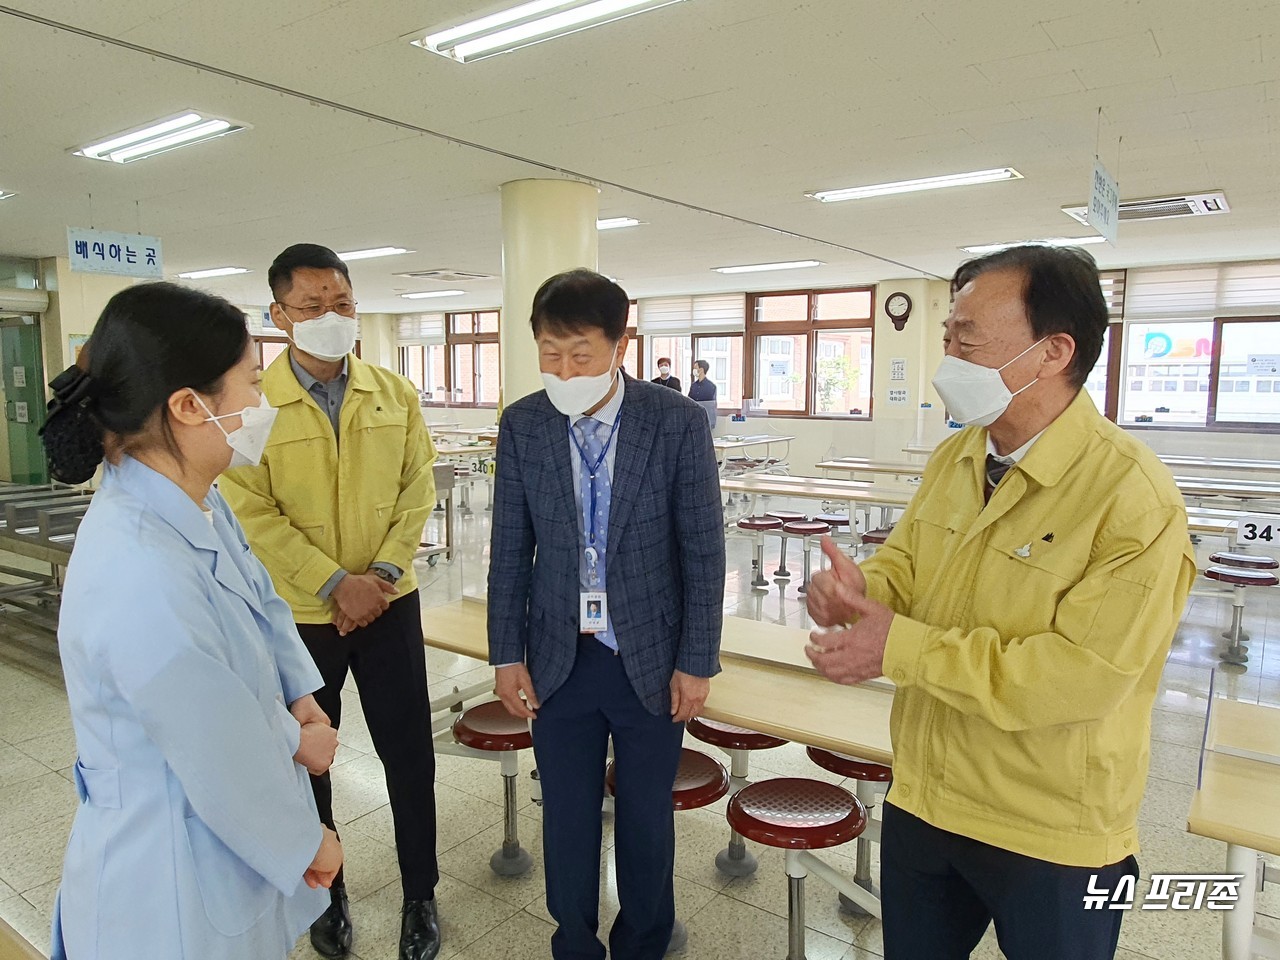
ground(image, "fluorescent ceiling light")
xmin=808 ymin=167 xmax=1023 ymax=203
xmin=713 ymin=260 xmax=823 ymax=275
xmin=73 ymin=112 xmax=247 ymax=164
xmin=177 ymin=267 xmax=250 ymax=280
xmin=0 ymin=190 xmax=16 ymax=201
xmin=337 ymin=247 xmax=412 ymax=261
xmin=413 ymin=0 xmax=686 ymax=63
xmin=959 ymin=236 xmax=1108 ymax=255
xmin=597 ymin=217 xmax=642 ymax=230
xmin=401 ymin=290 xmax=466 ymax=300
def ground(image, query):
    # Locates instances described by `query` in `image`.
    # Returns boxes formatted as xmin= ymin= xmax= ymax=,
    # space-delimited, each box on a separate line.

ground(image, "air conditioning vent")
xmin=395 ymin=269 xmax=494 ymax=282
xmin=1062 ymin=191 xmax=1229 ymax=225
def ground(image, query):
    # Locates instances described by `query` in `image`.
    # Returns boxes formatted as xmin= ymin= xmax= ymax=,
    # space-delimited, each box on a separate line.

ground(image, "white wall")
xmin=359 ymin=313 xmax=397 ymax=371
xmin=37 ymin=257 xmax=134 ymax=378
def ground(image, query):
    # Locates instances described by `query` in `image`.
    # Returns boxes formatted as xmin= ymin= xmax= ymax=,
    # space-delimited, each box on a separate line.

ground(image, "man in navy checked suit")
xmin=488 ymin=269 xmax=725 ymax=960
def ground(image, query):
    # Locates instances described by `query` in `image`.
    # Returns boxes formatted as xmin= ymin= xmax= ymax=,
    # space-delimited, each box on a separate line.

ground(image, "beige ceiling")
xmin=1 ymin=0 xmax=1277 ymax=313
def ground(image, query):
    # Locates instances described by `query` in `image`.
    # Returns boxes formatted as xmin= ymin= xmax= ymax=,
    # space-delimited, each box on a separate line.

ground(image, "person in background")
xmin=650 ymin=357 xmax=681 ymax=391
xmin=488 ymin=269 xmax=725 ymax=960
xmin=220 ymin=244 xmax=441 ymax=960
xmin=687 ymin=359 xmax=716 ymax=402
xmin=804 ymin=244 xmax=1196 ymax=960
xmin=41 ymin=282 xmax=342 ymax=959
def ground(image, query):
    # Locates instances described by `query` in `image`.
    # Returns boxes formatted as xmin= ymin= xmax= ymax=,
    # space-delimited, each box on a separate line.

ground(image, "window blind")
xmin=397 ymin=313 xmax=446 ymax=344
xmin=637 ymin=293 xmax=746 ymax=335
xmin=1125 ymin=261 xmax=1280 ymax=320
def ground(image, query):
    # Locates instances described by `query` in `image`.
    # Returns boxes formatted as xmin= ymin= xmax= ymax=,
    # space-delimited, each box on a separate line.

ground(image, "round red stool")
xmin=766 ymin=511 xmax=807 ymax=578
xmin=737 ymin=516 xmax=783 ymax=590
xmin=1210 ymin=552 xmax=1280 ymax=644
xmin=781 ymin=520 xmax=831 ymax=594
xmin=688 ymin=717 xmax=788 ymax=877
xmin=1211 ymin=552 xmax=1280 ymax=570
xmin=1205 ymin=565 xmax=1279 ymax=665
xmin=607 ymin=748 xmax=729 ymax=953
xmin=858 ymin=524 xmax=895 ymax=557
xmin=452 ymin=700 xmax=534 ymax=876
xmin=807 ymin=747 xmax=893 ymax=917
xmin=728 ymin=778 xmax=867 ymax=960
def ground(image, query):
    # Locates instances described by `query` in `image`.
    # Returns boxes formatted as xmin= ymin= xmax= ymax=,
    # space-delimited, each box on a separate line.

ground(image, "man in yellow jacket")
xmin=806 ymin=245 xmax=1195 ymax=960
xmin=221 ymin=244 xmax=440 ymax=960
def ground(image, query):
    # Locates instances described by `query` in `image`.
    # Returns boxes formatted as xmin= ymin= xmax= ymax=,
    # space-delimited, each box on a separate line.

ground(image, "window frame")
xmin=397 ymin=310 xmax=500 ymax=409
xmin=743 ymin=286 xmax=876 ymax=419
xmin=1113 ymin=315 xmax=1280 ymax=433
xmin=692 ymin=332 xmax=744 ymax=412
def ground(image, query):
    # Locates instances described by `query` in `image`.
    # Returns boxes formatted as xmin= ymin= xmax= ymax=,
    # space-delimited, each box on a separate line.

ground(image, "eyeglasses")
xmin=277 ymin=299 xmax=358 ymax=321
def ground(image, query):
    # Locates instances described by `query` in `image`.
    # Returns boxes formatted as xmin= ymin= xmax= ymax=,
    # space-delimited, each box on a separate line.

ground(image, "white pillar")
xmin=499 ymin=179 xmax=599 ymax=405
xmin=358 ymin=313 xmax=397 ymax=371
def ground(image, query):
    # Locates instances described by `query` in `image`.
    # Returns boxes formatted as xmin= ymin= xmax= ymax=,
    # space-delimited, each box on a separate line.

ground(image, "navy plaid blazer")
xmin=486 ymin=376 xmax=725 ymax=715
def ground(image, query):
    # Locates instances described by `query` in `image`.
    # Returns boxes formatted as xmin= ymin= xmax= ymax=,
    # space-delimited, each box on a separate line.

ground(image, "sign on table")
xmin=1236 ymin=515 xmax=1278 ymax=546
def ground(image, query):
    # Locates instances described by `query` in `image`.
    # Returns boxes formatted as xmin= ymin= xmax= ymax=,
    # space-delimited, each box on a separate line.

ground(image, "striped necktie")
xmin=984 ymin=454 xmax=1014 ymax=504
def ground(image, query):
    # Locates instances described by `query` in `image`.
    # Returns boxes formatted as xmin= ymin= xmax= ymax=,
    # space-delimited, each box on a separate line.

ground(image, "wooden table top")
xmin=721 ymin=474 xmax=915 ymax=507
xmin=818 ymin=458 xmax=926 ymax=477
xmin=1187 ymin=699 xmax=1280 ymax=857
xmin=435 ymin=443 xmax=497 ymax=458
xmin=420 ymin=598 xmax=893 ymax=765
xmin=714 ymin=435 xmax=796 ymax=451
xmin=432 ymin=426 xmax=499 ymax=438
xmin=1175 ymin=476 xmax=1280 ymax=500
xmin=1160 ymin=455 xmax=1280 ymax=475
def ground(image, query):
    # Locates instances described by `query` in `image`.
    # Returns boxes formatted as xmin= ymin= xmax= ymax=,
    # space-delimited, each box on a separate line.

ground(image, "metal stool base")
xmin=838 ymin=877 xmax=879 ymax=917
xmin=489 ymin=844 xmax=534 ymax=877
xmin=715 ymin=844 xmax=759 ymax=877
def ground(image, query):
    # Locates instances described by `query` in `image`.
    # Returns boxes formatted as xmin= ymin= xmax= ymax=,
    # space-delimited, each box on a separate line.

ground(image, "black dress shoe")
xmin=310 ymin=885 xmax=353 ymax=958
xmin=399 ymin=898 xmax=441 ymax=960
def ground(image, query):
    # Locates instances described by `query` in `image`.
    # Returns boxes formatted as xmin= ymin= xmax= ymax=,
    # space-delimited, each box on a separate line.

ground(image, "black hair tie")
xmin=44 ymin=365 xmax=97 ymax=419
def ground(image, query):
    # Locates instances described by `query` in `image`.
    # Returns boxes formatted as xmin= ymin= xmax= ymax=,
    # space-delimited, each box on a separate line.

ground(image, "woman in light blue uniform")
xmin=41 ymin=283 xmax=343 ymax=959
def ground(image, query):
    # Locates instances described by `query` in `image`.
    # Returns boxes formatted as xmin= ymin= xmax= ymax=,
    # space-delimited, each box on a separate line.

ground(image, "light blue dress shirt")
xmin=569 ymin=374 xmax=624 ymax=647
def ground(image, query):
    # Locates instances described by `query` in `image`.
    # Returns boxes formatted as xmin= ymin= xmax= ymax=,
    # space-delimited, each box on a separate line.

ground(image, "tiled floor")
xmin=0 ymin=499 xmax=1277 ymax=958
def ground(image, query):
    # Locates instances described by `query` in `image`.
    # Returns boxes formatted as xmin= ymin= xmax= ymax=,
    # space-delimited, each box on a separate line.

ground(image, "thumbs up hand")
xmin=805 ymin=536 xmax=868 ymax=628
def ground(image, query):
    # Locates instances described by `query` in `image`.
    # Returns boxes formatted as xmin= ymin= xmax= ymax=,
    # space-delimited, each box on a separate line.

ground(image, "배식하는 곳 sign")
xmin=67 ymin=227 xmax=164 ymax=278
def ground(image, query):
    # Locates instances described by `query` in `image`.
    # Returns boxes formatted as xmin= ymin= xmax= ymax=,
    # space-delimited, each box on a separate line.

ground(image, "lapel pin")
xmin=1042 ymin=532 xmax=1054 ymax=543
xmin=1014 ymin=543 xmax=1032 ymax=558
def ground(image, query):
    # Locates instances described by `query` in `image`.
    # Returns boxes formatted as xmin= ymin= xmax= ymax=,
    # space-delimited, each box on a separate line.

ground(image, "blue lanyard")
xmin=569 ymin=409 xmax=623 ymax=547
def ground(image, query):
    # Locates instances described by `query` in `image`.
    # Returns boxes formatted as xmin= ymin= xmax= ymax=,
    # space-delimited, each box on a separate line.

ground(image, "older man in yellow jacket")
xmin=806 ymin=245 xmax=1195 ymax=960
xmin=221 ymin=243 xmax=440 ymax=960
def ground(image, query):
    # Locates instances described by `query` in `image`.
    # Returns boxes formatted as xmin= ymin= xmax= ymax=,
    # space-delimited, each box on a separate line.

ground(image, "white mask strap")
xmin=998 ymin=337 xmax=1048 ymax=372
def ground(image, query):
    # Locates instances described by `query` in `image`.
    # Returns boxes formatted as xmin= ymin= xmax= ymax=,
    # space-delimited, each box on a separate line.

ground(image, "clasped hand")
xmin=332 ymin=571 xmax=398 ymax=637
xmin=803 ymin=537 xmax=895 ymax=686
xmin=290 ymin=694 xmax=338 ymax=776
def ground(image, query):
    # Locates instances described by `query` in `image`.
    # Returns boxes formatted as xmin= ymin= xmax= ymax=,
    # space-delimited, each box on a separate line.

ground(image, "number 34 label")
xmin=1236 ymin=515 xmax=1278 ymax=545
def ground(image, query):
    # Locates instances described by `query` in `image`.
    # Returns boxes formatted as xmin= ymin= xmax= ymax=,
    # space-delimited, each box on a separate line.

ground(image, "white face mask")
xmin=658 ymin=367 xmax=670 ymax=378
xmin=288 ymin=310 xmax=357 ymax=361
xmin=541 ymin=361 xmax=618 ymax=417
xmin=931 ymin=338 xmax=1046 ymax=427
xmin=194 ymin=393 xmax=279 ymax=469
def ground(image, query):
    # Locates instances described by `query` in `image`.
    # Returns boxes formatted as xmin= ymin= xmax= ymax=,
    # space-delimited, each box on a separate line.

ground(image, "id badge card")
xmin=580 ymin=591 xmax=607 ymax=633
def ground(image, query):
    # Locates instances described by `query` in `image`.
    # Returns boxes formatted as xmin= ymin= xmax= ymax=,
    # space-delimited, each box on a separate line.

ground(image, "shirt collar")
xmin=571 ymin=372 xmax=625 ymax=429
xmin=105 ymin=455 xmax=220 ymax=552
xmin=289 ymin=351 xmax=348 ymax=392
xmin=986 ymin=428 xmax=1045 ymax=466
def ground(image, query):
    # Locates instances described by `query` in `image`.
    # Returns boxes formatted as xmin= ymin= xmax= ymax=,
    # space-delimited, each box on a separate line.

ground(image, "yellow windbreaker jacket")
xmin=220 ymin=350 xmax=436 ymax=624
xmin=867 ymin=390 xmax=1196 ymax=867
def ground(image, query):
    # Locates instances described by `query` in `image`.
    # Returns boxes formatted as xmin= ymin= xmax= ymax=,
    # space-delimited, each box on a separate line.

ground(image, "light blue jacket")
xmin=51 ymin=456 xmax=328 ymax=959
